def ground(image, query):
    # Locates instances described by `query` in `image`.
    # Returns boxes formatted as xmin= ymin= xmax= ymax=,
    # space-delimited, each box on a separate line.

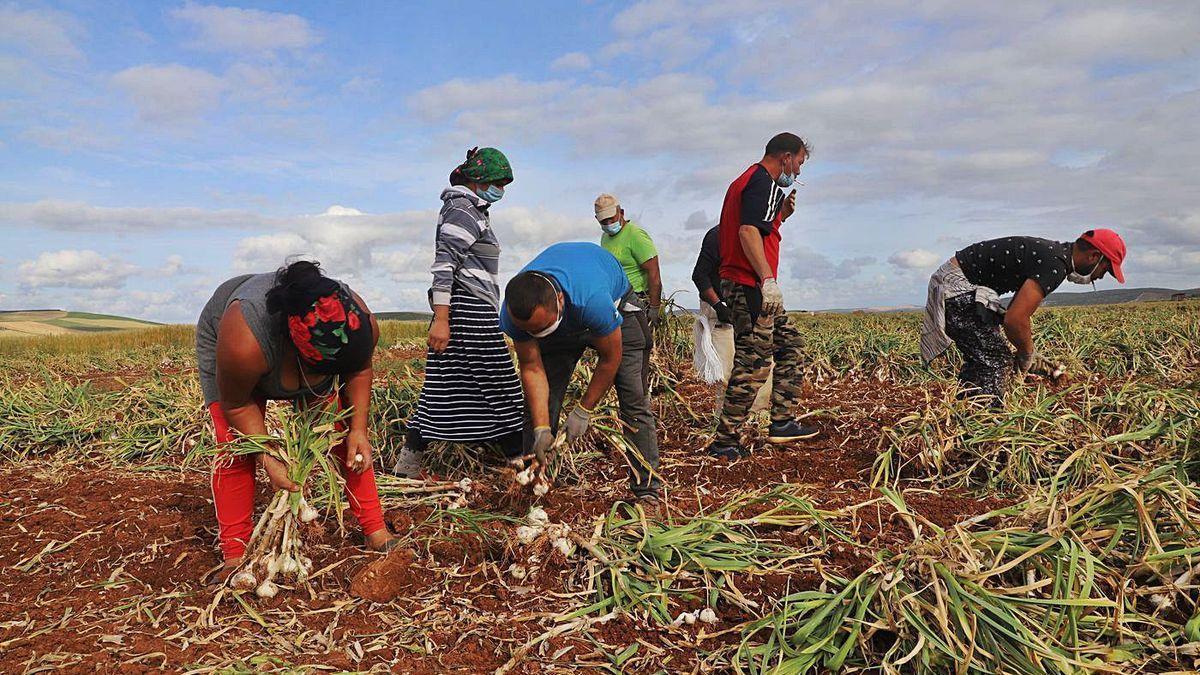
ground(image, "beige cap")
xmin=594 ymin=193 xmax=620 ymax=222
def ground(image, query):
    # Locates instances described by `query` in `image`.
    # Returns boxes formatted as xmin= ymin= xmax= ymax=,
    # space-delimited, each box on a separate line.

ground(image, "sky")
xmin=1 ymin=0 xmax=1198 ymax=322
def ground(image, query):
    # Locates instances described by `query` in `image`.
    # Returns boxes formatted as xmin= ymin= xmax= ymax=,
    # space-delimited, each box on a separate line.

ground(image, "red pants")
xmin=209 ymin=399 xmax=386 ymax=560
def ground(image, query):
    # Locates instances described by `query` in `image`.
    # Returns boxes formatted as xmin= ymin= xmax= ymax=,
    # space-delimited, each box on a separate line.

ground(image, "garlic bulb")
xmin=532 ymin=481 xmax=549 ymax=497
xmin=255 ymin=580 xmax=279 ymax=598
xmin=552 ymin=538 xmax=575 ymax=557
xmin=515 ymin=526 xmax=540 ymax=545
xmin=299 ymin=505 xmax=320 ymax=523
xmin=527 ymin=506 xmax=550 ymax=527
xmin=231 ymin=570 xmax=257 ymax=590
xmin=698 ymin=608 xmax=718 ymax=624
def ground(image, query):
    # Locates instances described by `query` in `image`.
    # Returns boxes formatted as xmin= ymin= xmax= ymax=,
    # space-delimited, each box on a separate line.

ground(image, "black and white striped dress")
xmin=411 ymin=286 xmax=524 ymax=441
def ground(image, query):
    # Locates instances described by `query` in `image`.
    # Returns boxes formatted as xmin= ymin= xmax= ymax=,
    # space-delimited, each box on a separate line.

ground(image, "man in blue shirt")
xmin=501 ymin=242 xmax=660 ymax=502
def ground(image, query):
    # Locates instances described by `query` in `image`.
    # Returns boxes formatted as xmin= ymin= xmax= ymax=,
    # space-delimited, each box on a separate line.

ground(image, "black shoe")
xmin=766 ymin=420 xmax=820 ymax=444
xmin=707 ymin=443 xmax=750 ymax=460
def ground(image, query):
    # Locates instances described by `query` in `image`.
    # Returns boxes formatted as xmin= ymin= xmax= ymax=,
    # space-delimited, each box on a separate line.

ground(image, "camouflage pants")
xmin=944 ymin=292 xmax=1011 ymax=405
xmin=714 ymin=281 xmax=806 ymax=445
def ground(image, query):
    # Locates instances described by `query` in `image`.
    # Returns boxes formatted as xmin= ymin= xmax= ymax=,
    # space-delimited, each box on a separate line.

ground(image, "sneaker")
xmin=766 ymin=420 xmax=820 ymax=444
xmin=707 ymin=443 xmax=750 ymax=460
xmin=638 ymin=492 xmax=664 ymax=514
xmin=391 ymin=443 xmax=423 ymax=478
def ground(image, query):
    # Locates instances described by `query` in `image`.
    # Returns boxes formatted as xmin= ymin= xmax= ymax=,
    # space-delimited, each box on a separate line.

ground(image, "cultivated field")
xmin=0 ymin=310 xmax=159 ymax=338
xmin=0 ymin=303 xmax=1198 ymax=673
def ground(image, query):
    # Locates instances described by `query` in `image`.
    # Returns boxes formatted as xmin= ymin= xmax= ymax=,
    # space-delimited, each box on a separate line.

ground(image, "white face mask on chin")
xmin=529 ymin=294 xmax=563 ymax=338
xmin=1067 ymin=258 xmax=1103 ymax=285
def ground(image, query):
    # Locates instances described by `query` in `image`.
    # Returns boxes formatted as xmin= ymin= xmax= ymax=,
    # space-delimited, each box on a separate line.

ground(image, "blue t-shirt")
xmin=500 ymin=242 xmax=631 ymax=342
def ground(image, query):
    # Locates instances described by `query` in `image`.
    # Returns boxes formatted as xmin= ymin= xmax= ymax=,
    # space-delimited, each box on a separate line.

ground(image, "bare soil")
xmin=0 ymin=371 xmax=1017 ymax=673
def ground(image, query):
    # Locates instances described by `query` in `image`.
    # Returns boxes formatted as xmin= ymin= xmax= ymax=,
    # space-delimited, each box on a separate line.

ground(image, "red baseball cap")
xmin=1080 ymin=228 xmax=1126 ymax=283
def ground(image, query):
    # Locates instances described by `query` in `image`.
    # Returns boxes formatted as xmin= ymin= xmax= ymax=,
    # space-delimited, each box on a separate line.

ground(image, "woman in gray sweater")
xmin=394 ymin=148 xmax=526 ymax=476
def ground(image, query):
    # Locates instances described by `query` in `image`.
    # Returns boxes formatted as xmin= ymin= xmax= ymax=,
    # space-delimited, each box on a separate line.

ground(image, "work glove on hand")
xmin=648 ymin=304 xmax=662 ymax=328
xmin=530 ymin=426 xmax=554 ymax=467
xmin=712 ymin=300 xmax=732 ymax=325
xmin=565 ymin=405 xmax=593 ymax=443
xmin=1014 ymin=351 xmax=1036 ymax=376
xmin=760 ymin=278 xmax=784 ymax=317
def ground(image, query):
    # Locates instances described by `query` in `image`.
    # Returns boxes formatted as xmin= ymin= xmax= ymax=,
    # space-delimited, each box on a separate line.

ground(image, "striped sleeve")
xmin=430 ymin=204 xmax=482 ymax=306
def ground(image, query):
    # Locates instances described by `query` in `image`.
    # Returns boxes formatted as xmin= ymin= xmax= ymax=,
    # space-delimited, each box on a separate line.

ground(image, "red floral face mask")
xmin=287 ymin=290 xmax=366 ymax=366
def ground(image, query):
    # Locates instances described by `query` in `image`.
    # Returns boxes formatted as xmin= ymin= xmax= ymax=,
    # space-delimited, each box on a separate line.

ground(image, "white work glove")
xmin=565 ymin=405 xmax=593 ymax=443
xmin=530 ymin=426 xmax=554 ymax=468
xmin=760 ymin=277 xmax=784 ymax=317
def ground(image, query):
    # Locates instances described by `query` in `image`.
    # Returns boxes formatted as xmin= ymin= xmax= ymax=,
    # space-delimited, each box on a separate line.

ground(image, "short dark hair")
xmin=1076 ymin=236 xmax=1096 ymax=252
xmin=765 ymin=132 xmax=810 ymax=158
xmin=506 ymin=272 xmax=557 ymax=321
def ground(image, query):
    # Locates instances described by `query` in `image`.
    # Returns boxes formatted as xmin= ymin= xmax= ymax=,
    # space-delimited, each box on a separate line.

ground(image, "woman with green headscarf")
xmin=394 ymin=147 xmax=525 ymax=476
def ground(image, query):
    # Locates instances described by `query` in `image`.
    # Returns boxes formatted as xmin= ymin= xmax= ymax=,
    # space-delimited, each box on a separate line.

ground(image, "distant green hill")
xmin=376 ymin=311 xmax=433 ymax=322
xmin=1039 ymin=287 xmax=1200 ymax=306
xmin=0 ymin=310 xmax=160 ymax=337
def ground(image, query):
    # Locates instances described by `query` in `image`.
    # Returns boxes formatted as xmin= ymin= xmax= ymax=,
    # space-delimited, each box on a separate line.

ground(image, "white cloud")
xmin=888 ymin=249 xmax=942 ymax=271
xmin=112 ymin=64 xmax=225 ymax=124
xmin=159 ymin=254 xmax=186 ymax=276
xmin=18 ymin=250 xmax=138 ymax=289
xmin=171 ymin=3 xmax=320 ymax=54
xmin=0 ymin=200 xmax=269 ymax=231
xmin=231 ymin=205 xmax=435 ymax=274
xmin=550 ymin=52 xmax=591 ymax=71
xmin=0 ymin=5 xmax=83 ymax=61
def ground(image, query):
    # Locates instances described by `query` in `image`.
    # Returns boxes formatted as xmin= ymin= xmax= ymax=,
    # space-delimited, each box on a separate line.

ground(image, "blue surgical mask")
xmin=476 ymin=184 xmax=504 ymax=203
xmin=775 ymin=171 xmax=794 ymax=188
xmin=601 ymin=220 xmax=623 ymax=236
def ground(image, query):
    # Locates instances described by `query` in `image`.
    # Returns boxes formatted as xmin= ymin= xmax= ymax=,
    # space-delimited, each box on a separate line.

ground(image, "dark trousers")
xmin=522 ymin=307 xmax=660 ymax=496
xmin=714 ymin=281 xmax=806 ymax=446
xmin=944 ymin=293 xmax=1011 ymax=405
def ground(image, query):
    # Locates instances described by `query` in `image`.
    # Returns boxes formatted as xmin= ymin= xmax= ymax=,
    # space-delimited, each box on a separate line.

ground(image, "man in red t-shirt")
xmin=709 ymin=132 xmax=819 ymax=459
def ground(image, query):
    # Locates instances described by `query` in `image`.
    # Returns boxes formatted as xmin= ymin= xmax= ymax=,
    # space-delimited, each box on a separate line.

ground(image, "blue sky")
xmin=1 ymin=1 xmax=1198 ymax=322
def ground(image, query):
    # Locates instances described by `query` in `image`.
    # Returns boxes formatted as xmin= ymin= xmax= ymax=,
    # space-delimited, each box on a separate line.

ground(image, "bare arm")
xmin=641 ymin=256 xmax=662 ymax=309
xmin=582 ymin=329 xmax=622 ymax=410
xmin=701 ymin=287 xmax=722 ymax=306
xmin=338 ymin=298 xmax=379 ymax=472
xmin=217 ymin=302 xmax=298 ymax=491
xmin=514 ymin=339 xmax=550 ymax=428
xmin=1003 ymin=279 xmax=1045 ymax=356
xmin=342 ymin=293 xmax=380 ymax=436
xmin=738 ymin=225 xmax=774 ymax=283
xmin=216 ymin=302 xmax=271 ymax=437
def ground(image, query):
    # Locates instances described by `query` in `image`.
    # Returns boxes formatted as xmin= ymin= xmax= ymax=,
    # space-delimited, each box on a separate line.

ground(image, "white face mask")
xmin=1067 ymin=257 xmax=1103 ymax=285
xmin=529 ymin=296 xmax=562 ymax=338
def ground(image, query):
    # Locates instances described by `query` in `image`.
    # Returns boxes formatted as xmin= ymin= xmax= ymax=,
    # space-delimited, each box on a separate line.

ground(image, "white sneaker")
xmin=392 ymin=444 xmax=423 ymax=478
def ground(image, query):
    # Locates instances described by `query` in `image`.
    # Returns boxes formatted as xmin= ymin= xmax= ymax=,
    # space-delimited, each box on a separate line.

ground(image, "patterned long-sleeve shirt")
xmin=430 ymin=186 xmax=503 ymax=309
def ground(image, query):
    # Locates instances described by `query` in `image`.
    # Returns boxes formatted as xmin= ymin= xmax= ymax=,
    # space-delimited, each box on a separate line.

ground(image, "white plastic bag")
xmin=692 ymin=311 xmax=726 ymax=384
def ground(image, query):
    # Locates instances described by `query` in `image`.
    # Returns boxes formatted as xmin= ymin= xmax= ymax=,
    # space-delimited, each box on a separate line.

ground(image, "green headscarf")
xmin=456 ymin=147 xmax=512 ymax=184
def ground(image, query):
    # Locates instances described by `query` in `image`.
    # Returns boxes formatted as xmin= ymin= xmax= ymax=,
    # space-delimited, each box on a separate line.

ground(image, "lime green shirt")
xmin=600 ymin=220 xmax=658 ymax=293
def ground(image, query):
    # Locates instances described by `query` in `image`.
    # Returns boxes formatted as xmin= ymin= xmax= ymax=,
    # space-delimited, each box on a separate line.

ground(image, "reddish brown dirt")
xmin=349 ymin=547 xmax=430 ymax=602
xmin=0 ymin=369 xmax=1024 ymax=673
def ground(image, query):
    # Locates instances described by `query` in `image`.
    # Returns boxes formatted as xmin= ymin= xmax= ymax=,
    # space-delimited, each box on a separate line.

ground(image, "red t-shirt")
xmin=718 ymin=163 xmax=784 ymax=287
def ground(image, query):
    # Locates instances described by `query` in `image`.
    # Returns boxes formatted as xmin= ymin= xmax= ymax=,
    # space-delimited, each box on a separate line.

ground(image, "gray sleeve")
xmin=429 ymin=204 xmax=482 ymax=306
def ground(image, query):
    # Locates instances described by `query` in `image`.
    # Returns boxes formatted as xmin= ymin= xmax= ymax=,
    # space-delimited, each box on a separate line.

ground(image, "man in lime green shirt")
xmin=595 ymin=193 xmax=662 ymax=386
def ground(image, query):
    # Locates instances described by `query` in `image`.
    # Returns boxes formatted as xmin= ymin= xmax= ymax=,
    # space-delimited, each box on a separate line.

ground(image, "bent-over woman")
xmin=196 ymin=260 xmax=395 ymax=578
xmin=394 ymin=147 xmax=525 ymax=476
